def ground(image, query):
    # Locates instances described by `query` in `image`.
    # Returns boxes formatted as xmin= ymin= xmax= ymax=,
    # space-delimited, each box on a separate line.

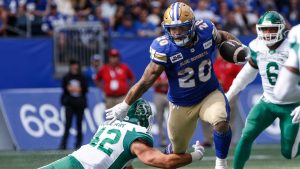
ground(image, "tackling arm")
xmin=274 ymin=66 xmax=300 ymax=102
xmin=125 ymin=61 xmax=164 ymax=105
xmin=226 ymin=60 xmax=259 ymax=101
xmin=131 ymin=140 xmax=197 ymax=169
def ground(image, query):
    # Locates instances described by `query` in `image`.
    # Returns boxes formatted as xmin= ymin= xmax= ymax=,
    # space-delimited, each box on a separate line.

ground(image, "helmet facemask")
xmin=256 ymin=24 xmax=285 ymax=46
xmin=163 ymin=21 xmax=196 ymax=47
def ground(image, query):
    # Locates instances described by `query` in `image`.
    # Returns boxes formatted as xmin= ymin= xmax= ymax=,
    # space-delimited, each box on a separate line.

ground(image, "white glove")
xmin=190 ymin=140 xmax=205 ymax=161
xmin=291 ymin=106 xmax=300 ymax=124
xmin=105 ymin=101 xmax=130 ymax=124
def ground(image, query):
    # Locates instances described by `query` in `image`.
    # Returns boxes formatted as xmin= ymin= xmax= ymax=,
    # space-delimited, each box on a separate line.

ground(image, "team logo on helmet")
xmin=125 ymin=99 xmax=153 ymax=131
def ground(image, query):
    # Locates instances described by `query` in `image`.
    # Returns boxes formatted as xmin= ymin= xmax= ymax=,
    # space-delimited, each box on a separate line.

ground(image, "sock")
xmin=164 ymin=143 xmax=173 ymax=154
xmin=213 ymin=127 xmax=232 ymax=159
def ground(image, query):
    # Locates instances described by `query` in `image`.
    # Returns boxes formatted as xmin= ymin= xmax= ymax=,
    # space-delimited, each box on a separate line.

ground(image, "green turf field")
xmin=0 ymin=145 xmax=299 ymax=169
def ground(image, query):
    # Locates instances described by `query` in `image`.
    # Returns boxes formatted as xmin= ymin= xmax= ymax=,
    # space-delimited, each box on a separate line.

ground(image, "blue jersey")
xmin=150 ymin=20 xmax=222 ymax=106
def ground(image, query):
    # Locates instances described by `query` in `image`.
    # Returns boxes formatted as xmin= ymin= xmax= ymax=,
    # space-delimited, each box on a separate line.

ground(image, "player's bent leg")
xmin=167 ymin=102 xmax=198 ymax=153
xmin=39 ymin=155 xmax=84 ymax=169
xmin=199 ymin=90 xmax=231 ymax=169
xmin=213 ymin=121 xmax=231 ymax=159
xmin=233 ymin=100 xmax=276 ymax=169
xmin=279 ymin=105 xmax=300 ymax=159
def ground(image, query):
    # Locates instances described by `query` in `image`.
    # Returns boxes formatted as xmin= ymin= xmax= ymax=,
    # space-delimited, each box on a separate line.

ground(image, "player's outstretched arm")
xmin=226 ymin=59 xmax=259 ymax=101
xmin=131 ymin=140 xmax=204 ymax=169
xmin=274 ymin=66 xmax=300 ymax=102
xmin=105 ymin=61 xmax=164 ymax=122
xmin=125 ymin=61 xmax=164 ymax=105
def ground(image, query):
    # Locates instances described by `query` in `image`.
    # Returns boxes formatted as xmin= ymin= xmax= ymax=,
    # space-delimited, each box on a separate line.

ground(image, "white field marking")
xmin=201 ymin=155 xmax=270 ymax=161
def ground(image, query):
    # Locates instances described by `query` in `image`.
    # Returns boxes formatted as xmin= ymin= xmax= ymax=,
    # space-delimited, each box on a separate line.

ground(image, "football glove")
xmin=291 ymin=106 xmax=300 ymax=124
xmin=191 ymin=140 xmax=205 ymax=161
xmin=105 ymin=101 xmax=130 ymax=124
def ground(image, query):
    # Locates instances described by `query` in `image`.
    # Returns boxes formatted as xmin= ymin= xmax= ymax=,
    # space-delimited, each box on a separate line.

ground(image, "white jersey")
xmin=71 ymin=121 xmax=153 ymax=169
xmin=249 ymin=38 xmax=295 ymax=104
xmin=285 ymin=24 xmax=300 ymax=71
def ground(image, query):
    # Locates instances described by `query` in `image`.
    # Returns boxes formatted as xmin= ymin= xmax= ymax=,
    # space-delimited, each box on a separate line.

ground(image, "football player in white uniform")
xmin=274 ymin=24 xmax=300 ymax=124
xmin=39 ymin=99 xmax=205 ymax=169
xmin=226 ymin=11 xmax=300 ymax=169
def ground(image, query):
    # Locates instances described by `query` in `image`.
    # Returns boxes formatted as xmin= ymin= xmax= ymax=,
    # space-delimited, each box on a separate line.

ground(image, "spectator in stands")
xmin=71 ymin=0 xmax=92 ymax=19
xmin=95 ymin=48 xmax=135 ymax=109
xmin=147 ymin=0 xmax=162 ymax=26
xmin=24 ymin=0 xmax=49 ymax=35
xmin=282 ymin=0 xmax=300 ymax=26
xmin=115 ymin=14 xmax=137 ymax=37
xmin=111 ymin=5 xmax=124 ymax=31
xmin=100 ymin=0 xmax=117 ymax=24
xmin=93 ymin=5 xmax=110 ymax=31
xmin=136 ymin=8 xmax=158 ymax=37
xmin=1 ymin=0 xmax=20 ymax=36
xmin=201 ymin=53 xmax=243 ymax=147
xmin=129 ymin=3 xmax=142 ymax=21
xmin=194 ymin=0 xmax=219 ymax=23
xmin=153 ymin=71 xmax=169 ymax=147
xmin=85 ymin=54 xmax=102 ymax=87
xmin=223 ymin=11 xmax=246 ymax=37
xmin=54 ymin=0 xmax=75 ymax=17
xmin=60 ymin=60 xmax=88 ymax=150
xmin=235 ymin=2 xmax=258 ymax=35
xmin=41 ymin=2 xmax=65 ymax=36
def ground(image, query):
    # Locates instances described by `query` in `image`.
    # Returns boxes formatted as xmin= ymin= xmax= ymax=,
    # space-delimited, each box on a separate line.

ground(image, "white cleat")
xmin=215 ymin=157 xmax=228 ymax=169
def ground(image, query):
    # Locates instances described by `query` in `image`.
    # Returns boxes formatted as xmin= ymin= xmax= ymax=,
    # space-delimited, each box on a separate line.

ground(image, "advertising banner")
xmin=0 ymin=85 xmax=280 ymax=150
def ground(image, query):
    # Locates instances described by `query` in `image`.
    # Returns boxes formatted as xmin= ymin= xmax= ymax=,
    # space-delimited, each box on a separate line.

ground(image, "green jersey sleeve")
xmin=123 ymin=129 xmax=154 ymax=158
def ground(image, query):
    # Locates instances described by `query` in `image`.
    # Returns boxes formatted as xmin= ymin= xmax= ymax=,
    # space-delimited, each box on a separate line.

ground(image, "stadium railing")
xmin=53 ymin=21 xmax=106 ymax=78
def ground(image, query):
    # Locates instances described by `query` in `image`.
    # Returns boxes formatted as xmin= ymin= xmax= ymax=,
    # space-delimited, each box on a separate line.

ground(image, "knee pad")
xmin=214 ymin=121 xmax=229 ymax=133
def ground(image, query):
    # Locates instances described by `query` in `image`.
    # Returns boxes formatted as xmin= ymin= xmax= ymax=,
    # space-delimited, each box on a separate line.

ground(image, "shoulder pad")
xmin=150 ymin=36 xmax=170 ymax=63
xmin=194 ymin=19 xmax=214 ymax=36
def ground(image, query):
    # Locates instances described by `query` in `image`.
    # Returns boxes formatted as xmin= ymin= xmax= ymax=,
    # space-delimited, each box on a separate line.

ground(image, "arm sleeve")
xmin=226 ymin=62 xmax=259 ymax=101
xmin=149 ymin=37 xmax=169 ymax=66
xmin=274 ymin=67 xmax=300 ymax=102
xmin=124 ymin=130 xmax=154 ymax=157
xmin=285 ymin=42 xmax=300 ymax=69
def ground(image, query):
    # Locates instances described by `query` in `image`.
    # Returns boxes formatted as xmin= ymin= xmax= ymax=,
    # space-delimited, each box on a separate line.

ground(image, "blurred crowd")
xmin=0 ymin=0 xmax=299 ymax=37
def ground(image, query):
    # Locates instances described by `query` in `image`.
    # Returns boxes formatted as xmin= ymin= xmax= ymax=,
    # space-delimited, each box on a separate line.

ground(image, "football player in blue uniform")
xmin=106 ymin=2 xmax=244 ymax=169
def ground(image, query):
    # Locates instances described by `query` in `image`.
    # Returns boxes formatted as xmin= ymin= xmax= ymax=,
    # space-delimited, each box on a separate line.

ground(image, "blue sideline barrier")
xmin=0 ymin=86 xmax=281 ymax=150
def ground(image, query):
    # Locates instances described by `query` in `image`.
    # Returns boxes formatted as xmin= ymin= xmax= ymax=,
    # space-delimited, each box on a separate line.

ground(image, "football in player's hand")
xmin=218 ymin=40 xmax=248 ymax=63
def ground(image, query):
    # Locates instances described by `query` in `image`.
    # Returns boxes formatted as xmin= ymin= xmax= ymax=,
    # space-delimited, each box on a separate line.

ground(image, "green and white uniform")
xmin=232 ymin=38 xmax=300 ymax=169
xmin=249 ymin=38 xmax=294 ymax=104
xmin=40 ymin=121 xmax=153 ymax=169
xmin=274 ymin=24 xmax=300 ymax=102
xmin=285 ymin=24 xmax=300 ymax=71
